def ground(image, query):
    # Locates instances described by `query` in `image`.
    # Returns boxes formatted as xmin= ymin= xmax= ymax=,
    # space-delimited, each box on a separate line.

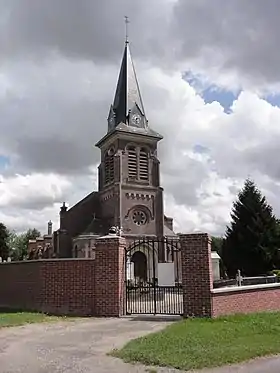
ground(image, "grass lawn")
xmin=0 ymin=312 xmax=64 ymax=328
xmin=111 ymin=312 xmax=280 ymax=371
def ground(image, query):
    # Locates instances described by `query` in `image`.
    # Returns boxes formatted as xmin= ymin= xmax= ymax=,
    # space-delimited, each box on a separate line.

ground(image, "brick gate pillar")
xmin=179 ymin=233 xmax=213 ymax=317
xmin=94 ymin=235 xmax=126 ymax=317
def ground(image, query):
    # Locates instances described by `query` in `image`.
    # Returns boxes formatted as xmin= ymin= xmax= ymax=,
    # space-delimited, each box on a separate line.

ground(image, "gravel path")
xmin=194 ymin=355 xmax=280 ymax=373
xmin=0 ymin=316 xmax=279 ymax=373
xmin=0 ymin=316 xmax=180 ymax=373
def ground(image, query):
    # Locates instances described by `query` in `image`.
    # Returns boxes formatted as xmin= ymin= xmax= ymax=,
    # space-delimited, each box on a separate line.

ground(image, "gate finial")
xmin=108 ymin=226 xmax=118 ymax=235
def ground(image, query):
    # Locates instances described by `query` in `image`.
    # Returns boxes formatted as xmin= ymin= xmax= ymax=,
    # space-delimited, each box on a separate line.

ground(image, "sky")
xmin=1 ymin=0 xmax=280 ymax=236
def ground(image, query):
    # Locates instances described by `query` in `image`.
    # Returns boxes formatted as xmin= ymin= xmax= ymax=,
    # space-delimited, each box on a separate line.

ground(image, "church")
xmin=28 ymin=36 xmax=177 ymax=260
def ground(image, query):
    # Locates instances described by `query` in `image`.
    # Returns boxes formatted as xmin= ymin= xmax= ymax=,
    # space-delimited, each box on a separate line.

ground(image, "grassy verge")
xmin=111 ymin=312 xmax=280 ymax=371
xmin=0 ymin=312 xmax=66 ymax=328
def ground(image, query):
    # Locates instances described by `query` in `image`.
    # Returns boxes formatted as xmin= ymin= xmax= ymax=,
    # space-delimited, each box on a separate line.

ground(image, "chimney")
xmin=48 ymin=220 xmax=53 ymax=236
xmin=60 ymin=202 xmax=68 ymax=229
xmin=60 ymin=201 xmax=67 ymax=214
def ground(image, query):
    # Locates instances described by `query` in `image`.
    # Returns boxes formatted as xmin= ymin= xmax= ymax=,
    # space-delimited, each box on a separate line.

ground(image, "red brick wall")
xmin=41 ymin=260 xmax=95 ymax=316
xmin=212 ymin=285 xmax=280 ymax=317
xmin=0 ymin=236 xmax=126 ymax=317
xmin=0 ymin=259 xmax=95 ymax=316
xmin=180 ymin=233 xmax=213 ymax=317
xmin=0 ymin=261 xmax=42 ymax=311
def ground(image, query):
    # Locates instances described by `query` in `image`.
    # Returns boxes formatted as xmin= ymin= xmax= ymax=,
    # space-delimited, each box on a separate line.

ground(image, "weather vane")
xmin=125 ymin=16 xmax=129 ymax=43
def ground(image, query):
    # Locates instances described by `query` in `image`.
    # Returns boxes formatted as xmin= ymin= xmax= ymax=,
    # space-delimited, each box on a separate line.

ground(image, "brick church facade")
xmin=28 ymin=38 xmax=176 ymax=260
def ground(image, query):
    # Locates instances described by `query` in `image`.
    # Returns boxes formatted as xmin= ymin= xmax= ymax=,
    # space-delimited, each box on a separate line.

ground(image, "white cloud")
xmin=0 ymin=173 xmax=71 ymax=233
xmin=0 ymin=173 xmax=70 ymax=208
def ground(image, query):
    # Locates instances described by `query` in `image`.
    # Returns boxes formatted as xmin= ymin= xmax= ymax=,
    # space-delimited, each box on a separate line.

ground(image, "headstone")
xmin=211 ymin=251 xmax=221 ymax=280
xmin=236 ymin=269 xmax=243 ymax=286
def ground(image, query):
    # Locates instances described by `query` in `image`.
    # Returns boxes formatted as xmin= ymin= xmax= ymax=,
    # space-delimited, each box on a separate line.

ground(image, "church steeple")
xmin=107 ymin=25 xmax=148 ymax=132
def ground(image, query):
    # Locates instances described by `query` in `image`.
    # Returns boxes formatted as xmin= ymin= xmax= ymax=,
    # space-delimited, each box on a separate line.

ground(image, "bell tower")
xmin=95 ymin=22 xmax=164 ymax=237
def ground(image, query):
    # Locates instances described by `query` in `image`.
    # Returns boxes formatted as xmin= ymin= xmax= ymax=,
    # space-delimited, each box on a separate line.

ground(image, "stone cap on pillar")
xmin=179 ymin=232 xmax=211 ymax=243
xmin=96 ymin=227 xmax=126 ymax=246
xmin=97 ymin=226 xmax=125 ymax=242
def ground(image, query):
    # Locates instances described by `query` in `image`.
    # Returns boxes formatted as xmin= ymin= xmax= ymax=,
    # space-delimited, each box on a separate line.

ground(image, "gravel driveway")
xmin=0 ymin=316 xmax=279 ymax=373
xmin=0 ymin=316 xmax=180 ymax=373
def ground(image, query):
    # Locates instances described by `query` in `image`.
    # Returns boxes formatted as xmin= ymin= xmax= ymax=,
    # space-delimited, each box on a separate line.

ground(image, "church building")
xmin=52 ymin=37 xmax=176 ymax=259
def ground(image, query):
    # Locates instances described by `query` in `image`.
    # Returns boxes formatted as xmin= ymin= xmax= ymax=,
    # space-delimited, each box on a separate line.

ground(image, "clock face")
xmin=131 ymin=114 xmax=141 ymax=126
xmin=107 ymin=147 xmax=115 ymax=156
xmin=109 ymin=116 xmax=115 ymax=127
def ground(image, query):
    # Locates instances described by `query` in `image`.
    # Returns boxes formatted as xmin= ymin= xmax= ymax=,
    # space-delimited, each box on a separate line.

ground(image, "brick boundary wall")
xmin=0 ymin=235 xmax=126 ymax=317
xmin=4 ymin=232 xmax=280 ymax=319
xmin=41 ymin=259 xmax=95 ymax=316
xmin=0 ymin=259 xmax=95 ymax=316
xmin=0 ymin=260 xmax=42 ymax=312
xmin=212 ymin=283 xmax=280 ymax=317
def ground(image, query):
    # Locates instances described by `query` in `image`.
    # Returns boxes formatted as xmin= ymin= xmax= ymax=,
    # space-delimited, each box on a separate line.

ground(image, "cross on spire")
xmin=125 ymin=16 xmax=129 ymax=44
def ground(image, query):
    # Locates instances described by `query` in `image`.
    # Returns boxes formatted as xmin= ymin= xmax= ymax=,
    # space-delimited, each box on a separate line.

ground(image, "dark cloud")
xmin=15 ymin=137 xmax=97 ymax=175
xmin=0 ymin=59 xmax=110 ymax=175
xmin=172 ymin=0 xmax=280 ymax=84
xmin=0 ymin=0 xmax=168 ymax=64
xmin=8 ymin=194 xmax=61 ymax=211
xmin=1 ymin=0 xmax=280 ymax=84
xmin=161 ymin=154 xmax=209 ymax=207
xmin=244 ymin=138 xmax=280 ymax=180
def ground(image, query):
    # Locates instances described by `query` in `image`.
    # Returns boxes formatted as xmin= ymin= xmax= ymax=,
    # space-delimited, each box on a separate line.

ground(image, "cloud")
xmin=0 ymin=57 xmax=116 ymax=175
xmin=0 ymin=169 xmax=98 ymax=234
xmin=0 ymin=173 xmax=71 ymax=209
xmin=1 ymin=0 xmax=280 ymax=89
xmin=0 ymin=0 xmax=172 ymax=65
xmin=171 ymin=0 xmax=280 ymax=89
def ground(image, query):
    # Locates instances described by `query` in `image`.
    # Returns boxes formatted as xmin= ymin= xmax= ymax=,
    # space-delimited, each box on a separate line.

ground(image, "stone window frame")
xmin=129 ymin=205 xmax=152 ymax=226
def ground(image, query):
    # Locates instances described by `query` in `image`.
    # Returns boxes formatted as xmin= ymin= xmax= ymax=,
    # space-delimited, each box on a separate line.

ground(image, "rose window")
xmin=132 ymin=210 xmax=147 ymax=226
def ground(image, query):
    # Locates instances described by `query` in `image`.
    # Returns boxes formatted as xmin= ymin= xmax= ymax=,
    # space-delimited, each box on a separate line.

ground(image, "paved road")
xmin=0 ymin=316 xmax=279 ymax=373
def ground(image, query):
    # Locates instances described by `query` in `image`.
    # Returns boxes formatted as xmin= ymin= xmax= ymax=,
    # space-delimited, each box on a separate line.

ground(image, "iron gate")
xmin=125 ymin=236 xmax=183 ymax=315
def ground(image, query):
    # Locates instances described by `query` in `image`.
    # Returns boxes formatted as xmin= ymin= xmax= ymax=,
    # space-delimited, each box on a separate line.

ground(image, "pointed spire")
xmin=107 ymin=19 xmax=148 ymax=133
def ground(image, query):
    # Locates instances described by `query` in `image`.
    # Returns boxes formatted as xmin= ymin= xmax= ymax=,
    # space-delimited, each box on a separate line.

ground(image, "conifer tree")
xmin=222 ymin=179 xmax=280 ymax=277
xmin=0 ymin=222 xmax=9 ymax=260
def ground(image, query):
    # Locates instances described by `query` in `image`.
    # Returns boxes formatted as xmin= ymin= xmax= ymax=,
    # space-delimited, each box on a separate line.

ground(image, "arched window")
xmin=104 ymin=147 xmax=115 ymax=184
xmin=128 ymin=146 xmax=138 ymax=179
xmin=139 ymin=148 xmax=149 ymax=181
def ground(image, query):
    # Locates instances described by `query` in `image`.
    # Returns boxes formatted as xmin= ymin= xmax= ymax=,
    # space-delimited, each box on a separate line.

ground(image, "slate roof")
xmin=108 ymin=41 xmax=147 ymax=131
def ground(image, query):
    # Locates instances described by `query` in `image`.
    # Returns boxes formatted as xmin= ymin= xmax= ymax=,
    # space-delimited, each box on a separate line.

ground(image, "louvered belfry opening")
xmin=128 ymin=146 xmax=138 ymax=179
xmin=139 ymin=148 xmax=149 ymax=181
xmin=104 ymin=150 xmax=114 ymax=184
xmin=128 ymin=146 xmax=149 ymax=182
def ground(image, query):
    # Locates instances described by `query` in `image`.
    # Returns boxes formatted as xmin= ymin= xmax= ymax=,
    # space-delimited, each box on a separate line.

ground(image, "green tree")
xmin=7 ymin=228 xmax=41 ymax=260
xmin=211 ymin=236 xmax=224 ymax=255
xmin=6 ymin=230 xmax=19 ymax=260
xmin=0 ymin=223 xmax=9 ymax=260
xmin=222 ymin=179 xmax=280 ymax=277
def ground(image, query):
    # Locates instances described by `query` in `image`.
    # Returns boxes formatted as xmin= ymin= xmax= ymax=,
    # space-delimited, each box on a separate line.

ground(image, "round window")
xmin=132 ymin=210 xmax=147 ymax=226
